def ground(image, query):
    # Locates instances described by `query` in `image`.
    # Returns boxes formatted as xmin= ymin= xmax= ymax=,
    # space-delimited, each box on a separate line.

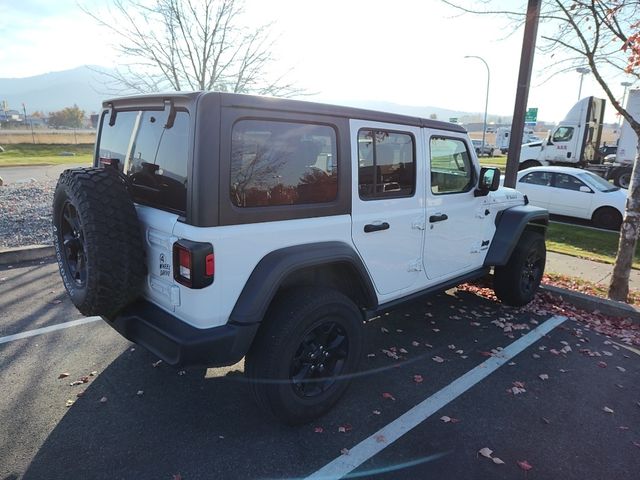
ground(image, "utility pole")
xmin=504 ymin=0 xmax=541 ymax=188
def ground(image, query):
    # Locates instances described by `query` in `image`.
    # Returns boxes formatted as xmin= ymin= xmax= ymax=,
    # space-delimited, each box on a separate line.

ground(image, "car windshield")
xmin=577 ymin=171 xmax=619 ymax=192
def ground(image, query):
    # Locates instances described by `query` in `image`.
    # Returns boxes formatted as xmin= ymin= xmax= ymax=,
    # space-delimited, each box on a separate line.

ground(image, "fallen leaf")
xmin=399 ymin=348 xmax=408 ymax=354
xmin=492 ymin=457 xmax=505 ymax=465
xmin=367 ymin=353 xmax=376 ymax=358
xmin=396 ymin=329 xmax=403 ymax=333
xmin=99 ymin=396 xmax=108 ymax=404
xmin=375 ymin=434 xmax=386 ymax=443
xmin=69 ymin=380 xmax=83 ymax=386
xmin=539 ymin=374 xmax=549 ymax=381
xmin=137 ymin=390 xmax=144 ymax=396
xmin=340 ymin=448 xmax=350 ymax=455
xmin=382 ymin=392 xmax=396 ymax=401
xmin=432 ymin=356 xmax=444 ymax=363
xmin=616 ymin=366 xmax=626 ymax=372
xmin=152 ymin=360 xmax=162 ymax=368
xmin=337 ymin=423 xmax=352 ymax=433
xmin=65 ymin=399 xmax=74 ymax=407
xmin=177 ymin=370 xmax=186 ymax=376
xmin=372 ymin=410 xmax=381 ymax=415
xmin=58 ymin=373 xmax=70 ymax=379
xmin=89 ymin=371 xmax=97 ymax=376
xmin=603 ymin=406 xmax=614 ymax=413
xmin=76 ymin=391 xmax=84 ymax=398
xmin=314 ymin=426 xmax=324 ymax=433
xmin=517 ymin=460 xmax=533 ymax=471
xmin=432 ymin=328 xmax=440 ymax=333
xmin=541 ymin=417 xmax=551 ymax=424
xmin=80 ymin=376 xmax=89 ymax=383
xmin=532 ymin=353 xmax=541 ymax=359
xmin=411 ymin=341 xmax=420 ymax=347
xmin=598 ymin=361 xmax=608 ymax=368
xmin=440 ymin=416 xmax=451 ymax=423
xmin=633 ymin=441 xmax=640 ymax=449
xmin=381 ymin=327 xmax=389 ymax=334
xmin=478 ymin=447 xmax=493 ymax=458
xmin=413 ymin=374 xmax=424 ymax=384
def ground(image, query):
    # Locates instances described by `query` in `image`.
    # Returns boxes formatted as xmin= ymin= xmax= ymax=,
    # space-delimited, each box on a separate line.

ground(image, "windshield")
xmin=97 ymin=109 xmax=190 ymax=214
xmin=576 ymin=171 xmax=619 ymax=192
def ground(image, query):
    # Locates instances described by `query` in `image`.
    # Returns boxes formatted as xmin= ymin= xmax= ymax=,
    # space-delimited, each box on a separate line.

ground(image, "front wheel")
xmin=592 ymin=207 xmax=622 ymax=230
xmin=519 ymin=160 xmax=541 ymax=171
xmin=245 ymin=287 xmax=364 ymax=425
xmin=493 ymin=230 xmax=546 ymax=306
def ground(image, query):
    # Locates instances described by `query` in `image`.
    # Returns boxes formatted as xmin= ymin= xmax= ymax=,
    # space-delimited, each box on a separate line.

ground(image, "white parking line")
xmin=0 ymin=317 xmax=101 ymax=345
xmin=306 ymin=315 xmax=567 ymax=480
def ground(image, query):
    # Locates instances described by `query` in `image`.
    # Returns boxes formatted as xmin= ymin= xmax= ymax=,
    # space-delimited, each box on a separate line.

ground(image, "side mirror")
xmin=579 ymin=186 xmax=592 ymax=193
xmin=475 ymin=167 xmax=500 ymax=196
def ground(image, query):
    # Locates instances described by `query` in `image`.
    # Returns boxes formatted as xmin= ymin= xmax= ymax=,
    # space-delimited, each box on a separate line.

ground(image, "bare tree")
xmin=82 ymin=0 xmax=302 ymax=97
xmin=443 ymin=0 xmax=640 ymax=301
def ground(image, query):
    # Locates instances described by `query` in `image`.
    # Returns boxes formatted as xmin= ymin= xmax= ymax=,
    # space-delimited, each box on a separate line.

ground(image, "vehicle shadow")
xmin=20 ymin=346 xmax=317 ymax=480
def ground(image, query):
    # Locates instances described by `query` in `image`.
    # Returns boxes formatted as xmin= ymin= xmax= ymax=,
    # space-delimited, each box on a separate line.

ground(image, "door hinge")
xmin=408 ymin=260 xmax=423 ymax=272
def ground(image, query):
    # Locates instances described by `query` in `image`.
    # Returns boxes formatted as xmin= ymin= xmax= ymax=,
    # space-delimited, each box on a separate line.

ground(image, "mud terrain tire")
xmin=52 ymin=167 xmax=146 ymax=318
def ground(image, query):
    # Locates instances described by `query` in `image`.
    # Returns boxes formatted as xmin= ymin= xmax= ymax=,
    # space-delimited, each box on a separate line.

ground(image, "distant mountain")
xmin=0 ymin=66 xmax=113 ymax=114
xmin=0 ymin=66 xmax=508 ymax=124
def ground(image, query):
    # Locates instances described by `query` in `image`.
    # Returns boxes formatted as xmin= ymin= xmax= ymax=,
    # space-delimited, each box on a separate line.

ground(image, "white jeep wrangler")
xmin=53 ymin=92 xmax=548 ymax=424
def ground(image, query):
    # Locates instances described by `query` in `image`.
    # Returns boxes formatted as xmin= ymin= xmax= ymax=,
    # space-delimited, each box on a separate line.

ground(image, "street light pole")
xmin=465 ymin=55 xmax=490 ymax=156
xmin=620 ymin=81 xmax=633 ymax=128
xmin=576 ymin=67 xmax=590 ymax=100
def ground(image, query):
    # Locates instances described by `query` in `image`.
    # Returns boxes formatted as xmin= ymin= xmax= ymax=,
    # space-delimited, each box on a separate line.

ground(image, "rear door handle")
xmin=364 ymin=222 xmax=390 ymax=233
xmin=429 ymin=214 xmax=448 ymax=223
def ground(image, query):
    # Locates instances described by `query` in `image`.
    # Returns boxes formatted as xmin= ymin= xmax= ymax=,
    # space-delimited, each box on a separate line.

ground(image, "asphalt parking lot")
xmin=1 ymin=258 xmax=639 ymax=480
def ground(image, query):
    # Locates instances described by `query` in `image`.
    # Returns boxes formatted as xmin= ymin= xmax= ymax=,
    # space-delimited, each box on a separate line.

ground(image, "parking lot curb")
xmin=0 ymin=245 xmax=55 ymax=266
xmin=541 ymin=284 xmax=640 ymax=323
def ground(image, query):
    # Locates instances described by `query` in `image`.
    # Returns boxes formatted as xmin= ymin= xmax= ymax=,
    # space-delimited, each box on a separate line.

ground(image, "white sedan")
xmin=514 ymin=166 xmax=626 ymax=230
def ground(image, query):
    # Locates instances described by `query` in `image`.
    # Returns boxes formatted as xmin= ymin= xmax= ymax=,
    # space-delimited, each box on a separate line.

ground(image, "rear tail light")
xmin=173 ymin=240 xmax=214 ymax=289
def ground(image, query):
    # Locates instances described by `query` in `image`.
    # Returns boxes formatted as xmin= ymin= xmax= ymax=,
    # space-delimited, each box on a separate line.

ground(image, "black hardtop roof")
xmin=104 ymin=91 xmax=467 ymax=134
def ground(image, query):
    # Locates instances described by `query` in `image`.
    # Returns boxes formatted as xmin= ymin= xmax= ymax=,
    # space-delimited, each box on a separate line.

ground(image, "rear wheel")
xmin=245 ymin=287 xmax=364 ymax=425
xmin=592 ymin=207 xmax=622 ymax=230
xmin=610 ymin=168 xmax=631 ymax=189
xmin=493 ymin=230 xmax=546 ymax=306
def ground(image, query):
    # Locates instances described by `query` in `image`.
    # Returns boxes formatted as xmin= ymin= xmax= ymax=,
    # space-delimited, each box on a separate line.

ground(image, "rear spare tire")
xmin=52 ymin=167 xmax=146 ymax=318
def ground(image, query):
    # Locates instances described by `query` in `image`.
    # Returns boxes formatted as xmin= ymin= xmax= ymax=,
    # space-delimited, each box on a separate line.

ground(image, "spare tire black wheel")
xmin=52 ymin=167 xmax=146 ymax=318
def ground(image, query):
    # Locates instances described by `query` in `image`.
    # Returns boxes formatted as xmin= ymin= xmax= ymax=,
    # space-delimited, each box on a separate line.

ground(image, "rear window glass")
xmin=230 ymin=120 xmax=337 ymax=207
xmin=98 ymin=109 xmax=190 ymax=214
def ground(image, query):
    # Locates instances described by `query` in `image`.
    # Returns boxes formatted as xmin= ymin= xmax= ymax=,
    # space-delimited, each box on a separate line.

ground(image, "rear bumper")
xmin=105 ymin=300 xmax=259 ymax=368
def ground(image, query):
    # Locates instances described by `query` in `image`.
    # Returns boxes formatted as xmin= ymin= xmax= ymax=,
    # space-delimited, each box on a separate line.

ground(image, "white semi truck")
xmin=495 ymin=127 xmax=540 ymax=154
xmin=518 ymin=90 xmax=640 ymax=188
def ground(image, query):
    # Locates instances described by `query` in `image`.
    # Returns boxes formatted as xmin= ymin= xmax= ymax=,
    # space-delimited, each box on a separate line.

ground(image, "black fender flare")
xmin=484 ymin=205 xmax=548 ymax=267
xmin=229 ymin=242 xmax=378 ymax=325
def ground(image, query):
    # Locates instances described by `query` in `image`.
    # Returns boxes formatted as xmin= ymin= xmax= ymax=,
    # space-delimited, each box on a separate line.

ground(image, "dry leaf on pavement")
xmin=517 ymin=460 xmax=533 ymax=471
xmin=382 ymin=392 xmax=396 ymax=401
xmin=478 ymin=447 xmax=493 ymax=458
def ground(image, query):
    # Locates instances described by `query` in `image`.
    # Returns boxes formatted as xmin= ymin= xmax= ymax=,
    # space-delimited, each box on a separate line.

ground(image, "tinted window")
xmin=98 ymin=110 xmax=189 ymax=214
xmin=552 ymin=126 xmax=574 ymax=142
xmin=358 ymin=130 xmax=415 ymax=199
xmin=554 ymin=173 xmax=588 ymax=191
xmin=430 ymin=137 xmax=474 ymax=194
xmin=230 ymin=120 xmax=337 ymax=207
xmin=520 ymin=171 xmax=552 ymax=186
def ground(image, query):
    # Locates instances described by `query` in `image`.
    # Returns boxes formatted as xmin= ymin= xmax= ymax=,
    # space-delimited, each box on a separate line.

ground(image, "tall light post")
xmin=619 ymin=81 xmax=633 ymax=128
xmin=465 ymin=55 xmax=490 ymax=156
xmin=576 ymin=67 xmax=590 ymax=100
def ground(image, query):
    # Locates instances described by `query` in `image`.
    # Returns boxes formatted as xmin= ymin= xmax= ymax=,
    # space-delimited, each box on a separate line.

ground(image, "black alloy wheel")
xmin=59 ymin=200 xmax=87 ymax=287
xmin=290 ymin=321 xmax=349 ymax=398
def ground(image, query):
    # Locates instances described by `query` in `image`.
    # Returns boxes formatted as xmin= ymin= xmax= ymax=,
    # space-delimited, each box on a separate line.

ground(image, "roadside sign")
xmin=525 ymin=107 xmax=538 ymax=124
xmin=449 ymin=117 xmax=458 ymax=124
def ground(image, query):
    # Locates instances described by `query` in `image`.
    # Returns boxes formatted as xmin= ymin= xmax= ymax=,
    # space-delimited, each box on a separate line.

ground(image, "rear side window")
xmin=520 ymin=171 xmax=552 ymax=186
xmin=98 ymin=109 xmax=190 ymax=214
xmin=430 ymin=137 xmax=474 ymax=194
xmin=230 ymin=120 xmax=337 ymax=207
xmin=357 ymin=130 xmax=415 ymax=199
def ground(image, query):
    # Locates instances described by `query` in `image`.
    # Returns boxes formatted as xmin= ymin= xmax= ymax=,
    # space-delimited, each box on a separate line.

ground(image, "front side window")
xmin=554 ymin=173 xmax=588 ymax=192
xmin=230 ymin=120 xmax=337 ymax=207
xmin=357 ymin=130 xmax=415 ymax=199
xmin=98 ymin=109 xmax=190 ymax=214
xmin=430 ymin=137 xmax=474 ymax=194
xmin=552 ymin=126 xmax=574 ymax=142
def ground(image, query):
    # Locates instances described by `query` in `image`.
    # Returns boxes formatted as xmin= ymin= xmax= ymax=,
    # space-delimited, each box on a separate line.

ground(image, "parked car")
xmin=514 ymin=166 xmax=625 ymax=230
xmin=471 ymin=139 xmax=494 ymax=156
xmin=52 ymin=92 xmax=548 ymax=425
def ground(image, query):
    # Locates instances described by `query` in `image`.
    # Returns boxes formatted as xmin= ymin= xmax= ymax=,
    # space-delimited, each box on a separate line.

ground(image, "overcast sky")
xmin=0 ymin=0 xmax=636 ymax=123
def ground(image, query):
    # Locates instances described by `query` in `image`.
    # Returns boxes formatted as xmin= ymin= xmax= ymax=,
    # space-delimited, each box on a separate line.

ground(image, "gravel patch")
xmin=0 ymin=179 xmax=56 ymax=249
